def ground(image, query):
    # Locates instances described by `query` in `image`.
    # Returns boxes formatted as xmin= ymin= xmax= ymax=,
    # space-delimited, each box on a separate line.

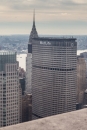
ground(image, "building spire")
xmin=29 ymin=9 xmax=38 ymax=43
xmin=33 ymin=9 xmax=35 ymax=27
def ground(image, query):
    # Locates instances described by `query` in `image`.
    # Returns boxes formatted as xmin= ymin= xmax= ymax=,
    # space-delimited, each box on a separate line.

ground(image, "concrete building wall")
xmin=19 ymin=86 xmax=22 ymax=122
xmin=0 ymin=108 xmax=87 ymax=130
xmin=77 ymin=57 xmax=86 ymax=106
xmin=84 ymin=90 xmax=87 ymax=105
xmin=80 ymin=52 xmax=87 ymax=89
xmin=0 ymin=51 xmax=22 ymax=127
xmin=20 ymin=78 xmax=25 ymax=95
xmin=22 ymin=94 xmax=32 ymax=122
xmin=25 ymin=53 xmax=32 ymax=94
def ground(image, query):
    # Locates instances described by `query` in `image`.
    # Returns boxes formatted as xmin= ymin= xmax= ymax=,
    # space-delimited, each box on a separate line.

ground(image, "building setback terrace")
xmin=0 ymin=109 xmax=87 ymax=130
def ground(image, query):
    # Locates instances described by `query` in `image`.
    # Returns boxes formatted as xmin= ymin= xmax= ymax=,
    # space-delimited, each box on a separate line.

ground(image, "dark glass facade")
xmin=28 ymin=44 xmax=32 ymax=53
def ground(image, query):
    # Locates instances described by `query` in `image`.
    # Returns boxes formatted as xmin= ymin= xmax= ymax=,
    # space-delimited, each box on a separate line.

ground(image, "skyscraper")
xmin=32 ymin=37 xmax=77 ymax=119
xmin=80 ymin=52 xmax=87 ymax=88
xmin=0 ymin=51 xmax=21 ymax=127
xmin=26 ymin=10 xmax=38 ymax=94
xmin=77 ymin=56 xmax=86 ymax=108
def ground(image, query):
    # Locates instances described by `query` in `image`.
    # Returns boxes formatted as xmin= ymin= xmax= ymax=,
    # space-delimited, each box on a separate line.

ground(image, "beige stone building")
xmin=0 ymin=51 xmax=22 ymax=127
xmin=77 ymin=57 xmax=86 ymax=107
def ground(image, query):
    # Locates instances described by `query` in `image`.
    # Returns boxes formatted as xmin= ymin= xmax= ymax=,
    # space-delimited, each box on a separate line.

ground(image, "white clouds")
xmin=0 ymin=0 xmax=87 ymax=12
xmin=0 ymin=0 xmax=87 ymax=22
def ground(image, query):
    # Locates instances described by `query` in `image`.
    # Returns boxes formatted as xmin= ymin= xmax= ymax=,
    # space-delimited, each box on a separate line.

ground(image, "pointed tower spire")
xmin=29 ymin=9 xmax=38 ymax=43
xmin=33 ymin=9 xmax=35 ymax=27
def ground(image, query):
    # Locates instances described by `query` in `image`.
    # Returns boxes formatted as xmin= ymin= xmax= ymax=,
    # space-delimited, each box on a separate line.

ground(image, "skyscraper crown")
xmin=29 ymin=10 xmax=38 ymax=43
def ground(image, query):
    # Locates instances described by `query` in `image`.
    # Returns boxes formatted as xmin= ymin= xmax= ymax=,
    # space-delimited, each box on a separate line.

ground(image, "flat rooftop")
xmin=0 ymin=109 xmax=87 ymax=130
xmin=0 ymin=50 xmax=16 ymax=55
xmin=33 ymin=37 xmax=76 ymax=41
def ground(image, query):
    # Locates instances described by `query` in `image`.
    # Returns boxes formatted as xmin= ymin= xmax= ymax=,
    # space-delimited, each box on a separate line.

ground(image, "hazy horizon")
xmin=0 ymin=34 xmax=87 ymax=36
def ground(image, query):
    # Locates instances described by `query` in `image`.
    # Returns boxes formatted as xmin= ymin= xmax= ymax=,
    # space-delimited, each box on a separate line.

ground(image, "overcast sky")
xmin=0 ymin=0 xmax=87 ymax=35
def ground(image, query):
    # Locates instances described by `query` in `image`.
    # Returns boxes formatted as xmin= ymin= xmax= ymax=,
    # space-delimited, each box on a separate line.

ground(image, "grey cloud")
xmin=0 ymin=0 xmax=87 ymax=12
xmin=0 ymin=0 xmax=87 ymax=22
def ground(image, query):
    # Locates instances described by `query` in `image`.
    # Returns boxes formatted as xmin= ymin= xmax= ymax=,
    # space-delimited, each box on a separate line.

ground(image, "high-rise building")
xmin=32 ymin=37 xmax=77 ymax=119
xmin=19 ymin=78 xmax=25 ymax=95
xmin=84 ymin=89 xmax=87 ymax=105
xmin=77 ymin=56 xmax=86 ymax=108
xmin=25 ymin=10 xmax=38 ymax=94
xmin=19 ymin=67 xmax=25 ymax=95
xmin=0 ymin=51 xmax=21 ymax=127
xmin=22 ymin=94 xmax=32 ymax=122
xmin=26 ymin=53 xmax=32 ymax=93
xmin=80 ymin=52 xmax=87 ymax=88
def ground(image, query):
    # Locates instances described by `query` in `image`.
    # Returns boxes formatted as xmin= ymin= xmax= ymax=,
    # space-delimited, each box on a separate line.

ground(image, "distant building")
xmin=77 ymin=57 xmax=86 ymax=109
xmin=22 ymin=94 xmax=32 ymax=122
xmin=80 ymin=52 xmax=87 ymax=88
xmin=19 ymin=67 xmax=25 ymax=95
xmin=32 ymin=37 xmax=77 ymax=119
xmin=25 ymin=10 xmax=38 ymax=94
xmin=26 ymin=53 xmax=32 ymax=93
xmin=19 ymin=78 xmax=25 ymax=95
xmin=19 ymin=67 xmax=25 ymax=78
xmin=0 ymin=51 xmax=22 ymax=127
xmin=80 ymin=52 xmax=87 ymax=58
xmin=84 ymin=89 xmax=87 ymax=105
xmin=19 ymin=86 xmax=22 ymax=122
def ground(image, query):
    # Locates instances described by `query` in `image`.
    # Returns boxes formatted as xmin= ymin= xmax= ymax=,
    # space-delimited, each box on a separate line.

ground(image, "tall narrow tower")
xmin=0 ymin=51 xmax=21 ymax=127
xmin=29 ymin=10 xmax=38 ymax=44
xmin=26 ymin=10 xmax=38 ymax=94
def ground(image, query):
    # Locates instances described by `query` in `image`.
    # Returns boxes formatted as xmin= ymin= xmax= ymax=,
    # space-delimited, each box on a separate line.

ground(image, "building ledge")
xmin=0 ymin=109 xmax=87 ymax=130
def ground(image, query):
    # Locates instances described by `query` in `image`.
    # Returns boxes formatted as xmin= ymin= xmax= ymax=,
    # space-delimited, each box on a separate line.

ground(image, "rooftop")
xmin=0 ymin=50 xmax=16 ymax=55
xmin=0 ymin=109 xmax=87 ymax=130
xmin=33 ymin=37 xmax=76 ymax=41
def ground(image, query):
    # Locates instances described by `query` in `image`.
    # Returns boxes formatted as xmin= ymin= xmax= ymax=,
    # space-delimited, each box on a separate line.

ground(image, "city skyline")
xmin=0 ymin=0 xmax=87 ymax=35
